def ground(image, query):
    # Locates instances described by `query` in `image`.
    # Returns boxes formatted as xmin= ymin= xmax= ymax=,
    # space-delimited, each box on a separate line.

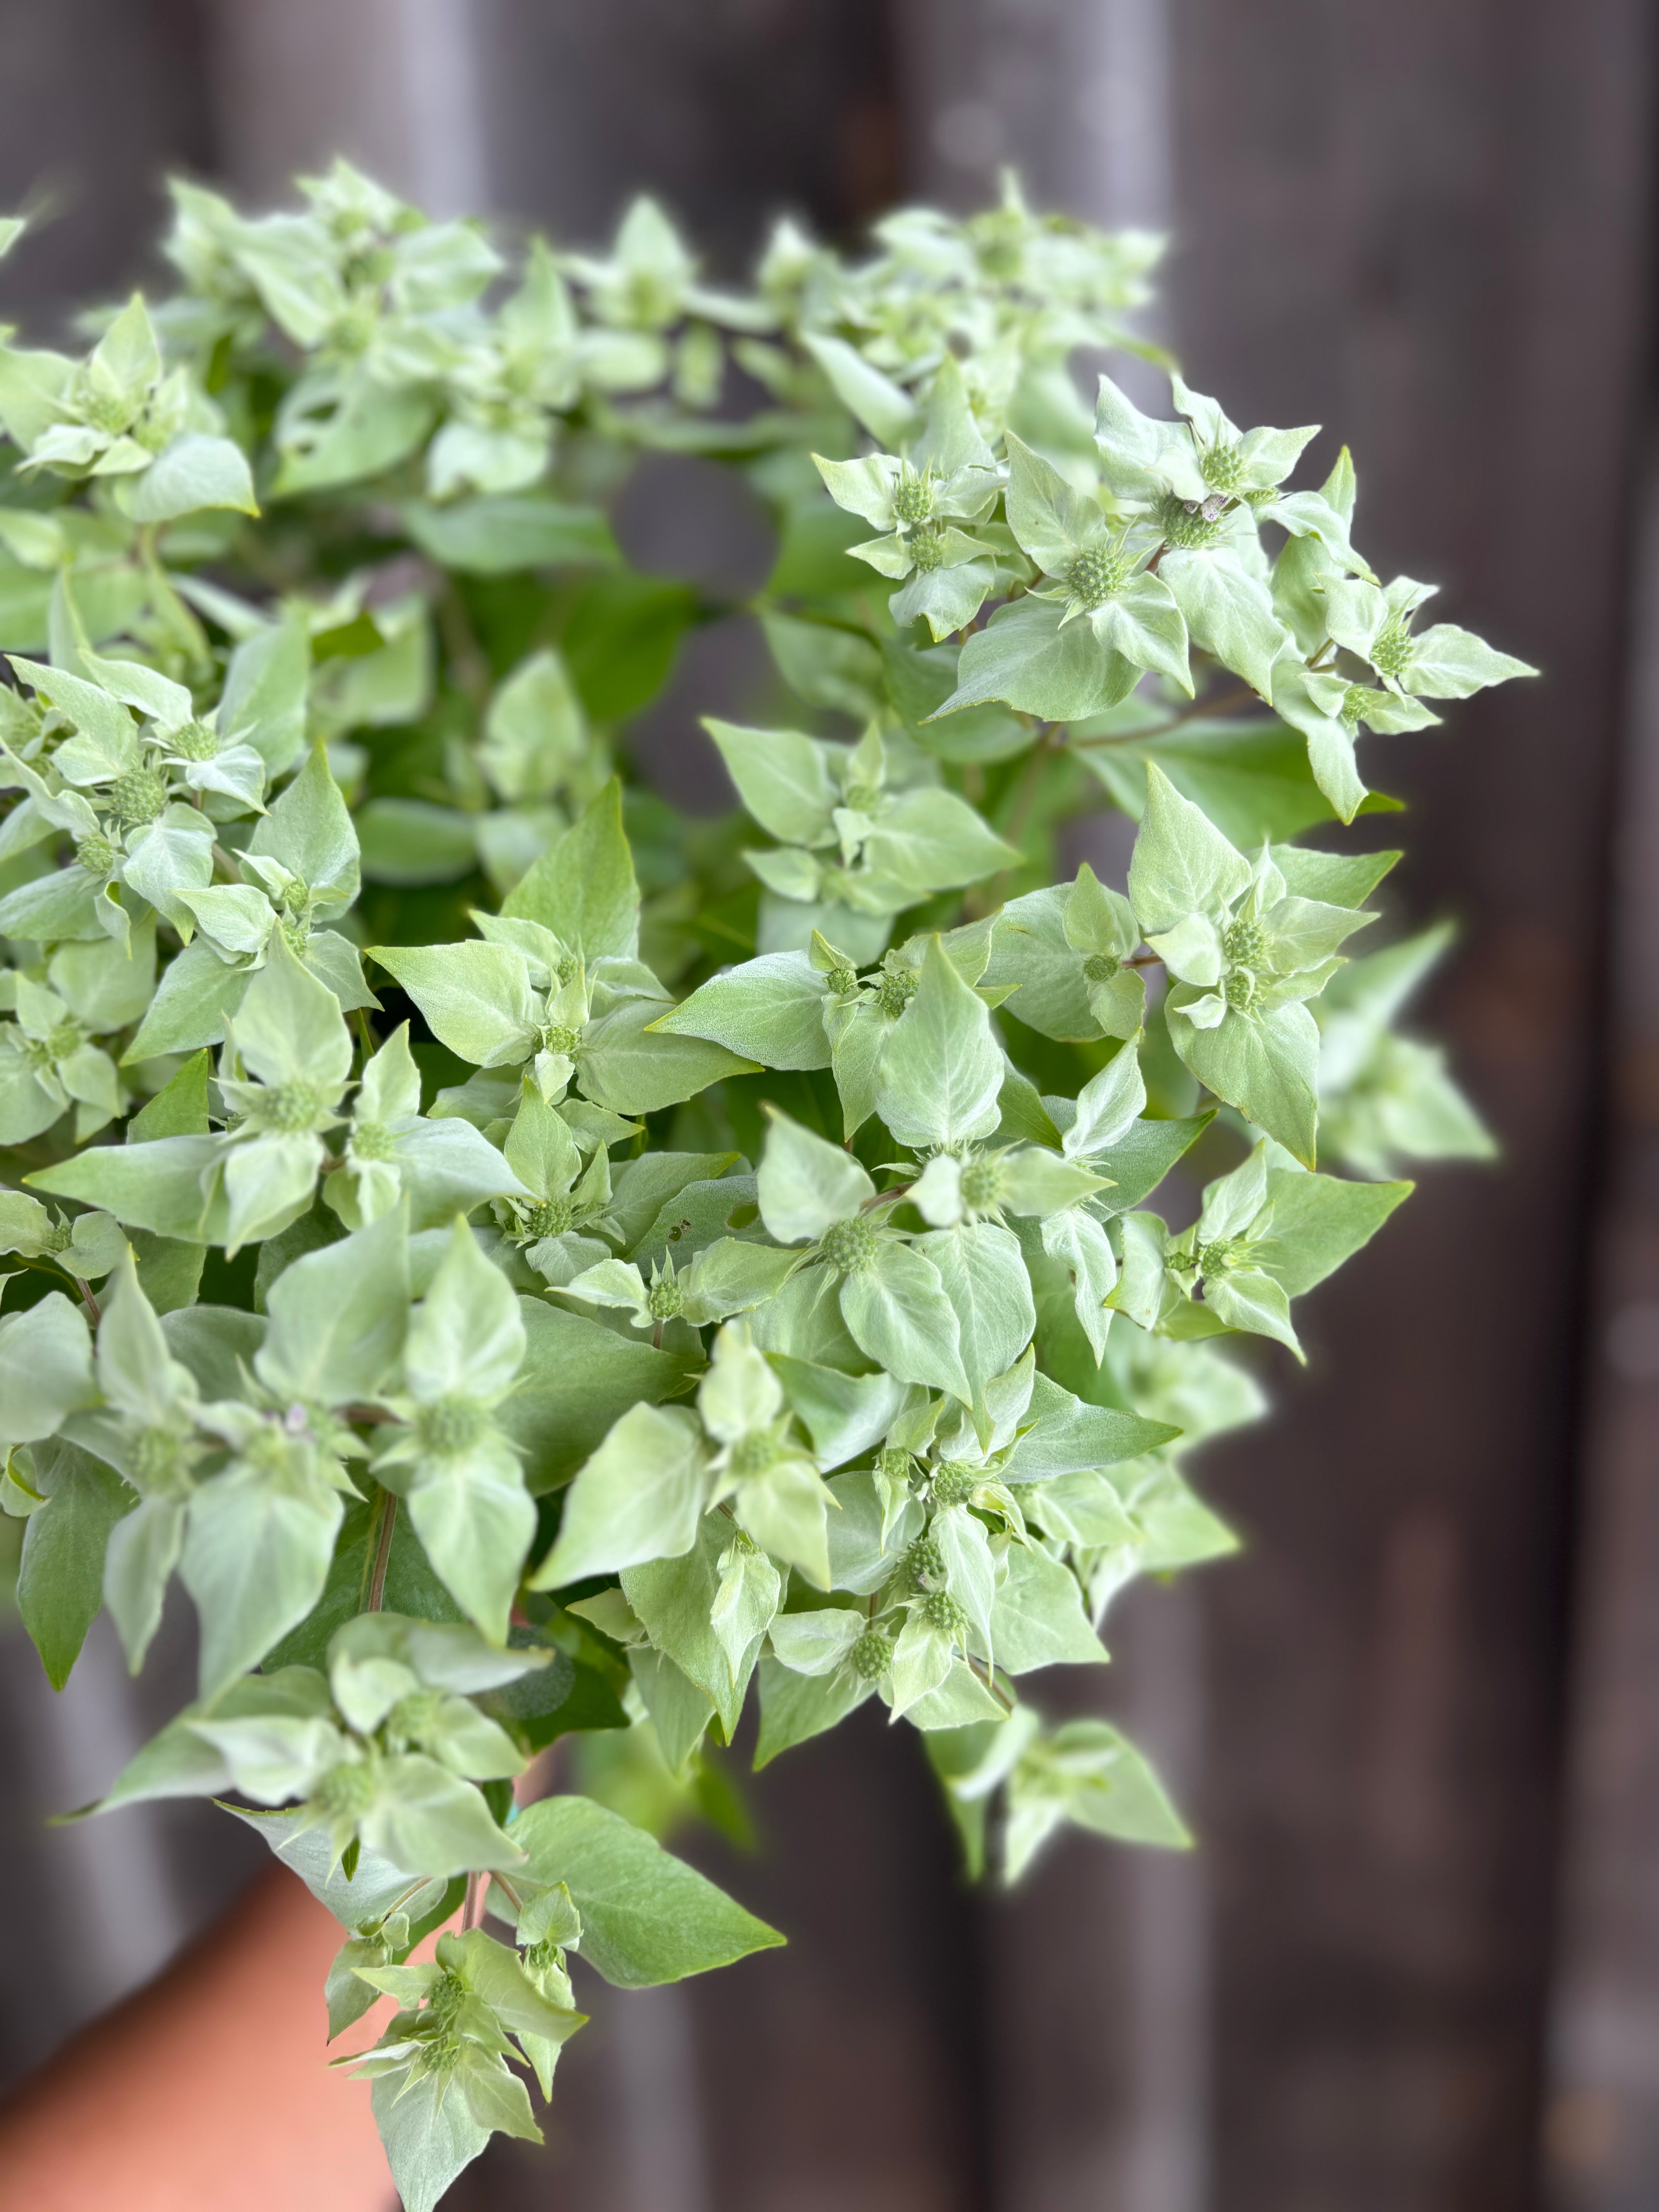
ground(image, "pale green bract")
xmin=0 ymin=160 xmax=1509 ymax=2208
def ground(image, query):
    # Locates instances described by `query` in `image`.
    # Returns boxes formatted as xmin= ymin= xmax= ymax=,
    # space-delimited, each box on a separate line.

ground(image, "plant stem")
xmin=462 ymin=1872 xmax=482 ymax=1930
xmin=367 ymin=1488 xmax=397 ymax=1612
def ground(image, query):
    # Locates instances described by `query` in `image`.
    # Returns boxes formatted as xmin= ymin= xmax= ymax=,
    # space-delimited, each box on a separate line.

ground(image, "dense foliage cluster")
xmin=0 ymin=166 xmax=1522 ymax=2206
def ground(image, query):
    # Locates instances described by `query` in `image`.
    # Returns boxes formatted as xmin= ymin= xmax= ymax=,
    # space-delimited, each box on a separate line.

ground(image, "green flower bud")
xmin=416 ymin=1398 xmax=491 ymax=1457
xmin=892 ymin=468 xmax=934 ymax=527
xmin=930 ymin=1460 xmax=980 ymax=1507
xmin=876 ymin=967 xmax=917 ymax=1018
xmin=171 ymin=719 xmax=219 ymax=762
xmin=350 ymin=1117 xmax=398 ymax=1163
xmin=256 ymin=1077 xmax=330 ymax=1133
xmin=106 ymin=765 xmax=168 ymax=828
xmin=921 ymin=1586 xmax=967 ymax=1638
xmin=1372 ymin=618 xmax=1414 ymax=681
xmin=1067 ymin=544 xmax=1127 ymax=610
xmin=525 ymin=1195 xmax=574 ymax=1238
xmin=75 ymin=831 xmax=118 ymax=876
xmin=1222 ymin=917 xmax=1266 ymax=969
xmin=820 ymin=1215 xmax=880 ymax=1273
xmin=958 ymin=1157 xmax=1005 ymax=1213
xmin=850 ymin=1627 xmax=895 ymax=1682
xmin=1083 ymin=950 xmax=1121 ymax=984
xmin=314 ymin=1760 xmax=376 ymax=1820
xmin=1154 ymin=493 xmax=1223 ymax=552
xmin=1199 ymin=443 xmax=1243 ymax=495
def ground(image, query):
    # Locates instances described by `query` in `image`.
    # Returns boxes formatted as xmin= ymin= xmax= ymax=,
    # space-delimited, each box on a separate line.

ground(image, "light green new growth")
xmin=0 ymin=162 xmax=1519 ymax=2208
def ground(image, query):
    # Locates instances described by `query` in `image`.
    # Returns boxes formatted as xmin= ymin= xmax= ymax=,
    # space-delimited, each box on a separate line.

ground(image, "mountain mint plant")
xmin=0 ymin=164 xmax=1516 ymax=2207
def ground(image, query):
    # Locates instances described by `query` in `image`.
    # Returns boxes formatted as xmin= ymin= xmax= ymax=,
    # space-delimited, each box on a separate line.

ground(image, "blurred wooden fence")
xmin=0 ymin=2 xmax=1653 ymax=2206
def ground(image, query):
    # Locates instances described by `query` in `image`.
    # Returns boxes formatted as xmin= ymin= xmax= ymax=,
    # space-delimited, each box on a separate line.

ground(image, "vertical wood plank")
xmin=1165 ymin=2 xmax=1652 ymax=2205
xmin=1544 ymin=493 xmax=1659 ymax=2212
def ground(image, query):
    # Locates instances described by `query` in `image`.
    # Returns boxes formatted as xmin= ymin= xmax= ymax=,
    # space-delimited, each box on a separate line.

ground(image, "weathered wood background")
xmin=0 ymin=3 xmax=1654 ymax=2206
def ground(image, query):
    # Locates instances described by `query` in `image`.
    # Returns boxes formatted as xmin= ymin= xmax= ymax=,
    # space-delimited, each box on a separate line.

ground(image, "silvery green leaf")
xmin=650 ymin=953 xmax=834 ymax=1071
xmin=890 ymin=556 xmax=997 ymax=642
xmin=220 ymin=620 xmax=310 ymax=777
xmin=232 ymin=927 xmax=352 ymax=1089
xmin=189 ymin=1712 xmax=346 ymax=1805
xmin=1202 ymin=1265 xmax=1300 ymax=1355
xmin=1000 ymin=1370 xmax=1178 ymax=1478
xmin=933 ymin=1501 xmax=997 ymax=1658
xmin=1004 ymin=432 xmax=1111 ymax=571
xmin=989 ymin=1542 xmax=1106 ymax=1672
xmin=532 ymin=1402 xmax=708 ymax=1587
xmin=698 ymin=1322 xmax=784 ymax=1442
xmin=801 ymin=332 xmax=918 ymax=447
xmin=732 ymin=1455 xmax=833 ymax=1587
xmin=703 ymin=718 xmax=840 ymax=846
xmin=1039 ymin=1207 xmax=1119 ymax=1362
xmin=839 ymin=1238 xmax=970 ymax=1403
xmin=756 ymin=1106 xmax=874 ymax=1242
xmin=1128 ymin=763 xmax=1254 ymax=933
xmin=768 ymin=1606 xmax=863 ymax=1676
xmin=1093 ymin=371 xmax=1185 ymax=502
xmin=510 ymin=1793 xmax=784 ymax=1986
xmin=886 ymin=1610 xmax=956 ymax=1719
xmin=681 ymin=1238 xmax=801 ymax=1324
xmin=711 ymin=1540 xmax=783 ymax=1680
xmin=577 ymin=994 xmax=760 ymax=1116
xmin=772 ymin=1357 xmax=911 ymax=1472
xmin=120 ymin=809 xmax=217 ymax=935
xmin=862 ymin=789 xmax=1019 ymax=895
xmin=754 ymin=1654 xmax=871 ymax=1767
xmin=1080 ymin=573 xmax=1193 ymax=694
xmin=255 ymin=1203 xmax=409 ymax=1406
xmin=1402 ymin=624 xmax=1537 ymax=698
xmin=1064 ymin=1044 xmax=1147 ymax=1160
xmin=500 ymin=780 xmax=639 ymax=962
xmin=903 ymin=1659 xmax=1008 ymax=1732
xmin=249 ymin=742 xmax=359 ymax=913
xmin=405 ymin=1431 xmax=536 ymax=1645
xmin=182 ymin=1460 xmax=344 ymax=1696
xmin=623 ymin=1513 xmax=763 ymax=1733
xmin=913 ymin=1222 xmax=1034 ymax=1412
xmin=124 ymin=433 xmax=258 ymax=522
xmin=875 ymin=936 xmax=1002 ymax=1149
xmin=366 ymin=2065 xmax=493 ymax=2212
xmin=94 ymin=1252 xmax=195 ymax=1421
xmin=123 ymin=939 xmax=252 ymax=1060
xmin=935 ymin=596 xmax=1138 ymax=721
xmin=814 ymin=452 xmax=904 ymax=531
xmin=562 ymin=1257 xmax=651 ymax=1326
xmin=825 ymin=1467 xmax=923 ymax=1592
xmin=0 ymin=1290 xmax=97 ymax=1443
xmin=103 ymin=1493 xmax=183 ymax=1674
xmin=404 ymin=1219 xmax=525 ymax=1403
xmin=7 ymin=655 xmax=137 ymax=764
xmin=78 ymin=651 xmax=194 ymax=729
xmin=1004 ymin=1718 xmax=1188 ymax=1880
xmin=28 ymin=1132 xmax=226 ymax=1242
xmin=358 ymin=1752 xmax=526 ymax=1875
xmin=1167 ymin=994 xmax=1321 ymax=1166
xmin=222 ymin=1132 xmax=326 ymax=1254
xmin=370 ymin=941 xmax=539 ymax=1068
xmin=1254 ymin=1164 xmax=1412 ymax=1295
xmin=1160 ymin=550 xmax=1286 ymax=697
